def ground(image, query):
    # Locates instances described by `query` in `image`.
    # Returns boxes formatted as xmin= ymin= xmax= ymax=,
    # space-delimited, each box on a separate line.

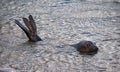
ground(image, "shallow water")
xmin=0 ymin=0 xmax=120 ymax=72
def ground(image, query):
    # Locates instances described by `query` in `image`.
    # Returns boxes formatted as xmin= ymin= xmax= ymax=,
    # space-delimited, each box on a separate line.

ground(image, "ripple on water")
xmin=0 ymin=0 xmax=120 ymax=72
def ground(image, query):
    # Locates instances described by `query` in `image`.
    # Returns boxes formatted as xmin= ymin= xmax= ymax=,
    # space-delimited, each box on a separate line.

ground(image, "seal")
xmin=15 ymin=15 xmax=42 ymax=42
xmin=71 ymin=41 xmax=98 ymax=55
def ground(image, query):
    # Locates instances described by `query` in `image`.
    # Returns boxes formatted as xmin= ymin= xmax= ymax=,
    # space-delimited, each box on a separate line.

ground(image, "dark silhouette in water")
xmin=71 ymin=41 xmax=98 ymax=55
xmin=15 ymin=15 xmax=42 ymax=42
xmin=15 ymin=15 xmax=98 ymax=55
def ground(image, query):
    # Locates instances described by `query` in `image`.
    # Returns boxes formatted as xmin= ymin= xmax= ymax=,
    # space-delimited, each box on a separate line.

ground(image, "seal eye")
xmin=86 ymin=43 xmax=90 ymax=47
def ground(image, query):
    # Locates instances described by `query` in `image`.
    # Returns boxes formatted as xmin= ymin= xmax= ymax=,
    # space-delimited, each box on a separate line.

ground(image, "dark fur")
xmin=71 ymin=41 xmax=98 ymax=55
xmin=15 ymin=15 xmax=42 ymax=42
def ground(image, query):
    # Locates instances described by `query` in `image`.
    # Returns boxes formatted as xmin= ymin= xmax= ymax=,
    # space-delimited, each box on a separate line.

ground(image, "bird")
xmin=15 ymin=15 xmax=42 ymax=42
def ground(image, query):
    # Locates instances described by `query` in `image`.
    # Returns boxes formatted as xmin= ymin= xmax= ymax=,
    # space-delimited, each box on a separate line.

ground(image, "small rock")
xmin=71 ymin=40 xmax=98 ymax=55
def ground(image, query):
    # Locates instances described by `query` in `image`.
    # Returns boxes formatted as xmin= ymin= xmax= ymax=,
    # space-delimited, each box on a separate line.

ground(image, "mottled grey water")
xmin=0 ymin=0 xmax=120 ymax=72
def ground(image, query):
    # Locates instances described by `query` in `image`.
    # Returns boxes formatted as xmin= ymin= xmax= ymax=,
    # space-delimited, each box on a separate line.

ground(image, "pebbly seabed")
xmin=0 ymin=0 xmax=120 ymax=72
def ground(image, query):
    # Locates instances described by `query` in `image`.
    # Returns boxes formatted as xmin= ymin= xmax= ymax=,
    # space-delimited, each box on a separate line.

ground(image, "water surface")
xmin=0 ymin=0 xmax=120 ymax=72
